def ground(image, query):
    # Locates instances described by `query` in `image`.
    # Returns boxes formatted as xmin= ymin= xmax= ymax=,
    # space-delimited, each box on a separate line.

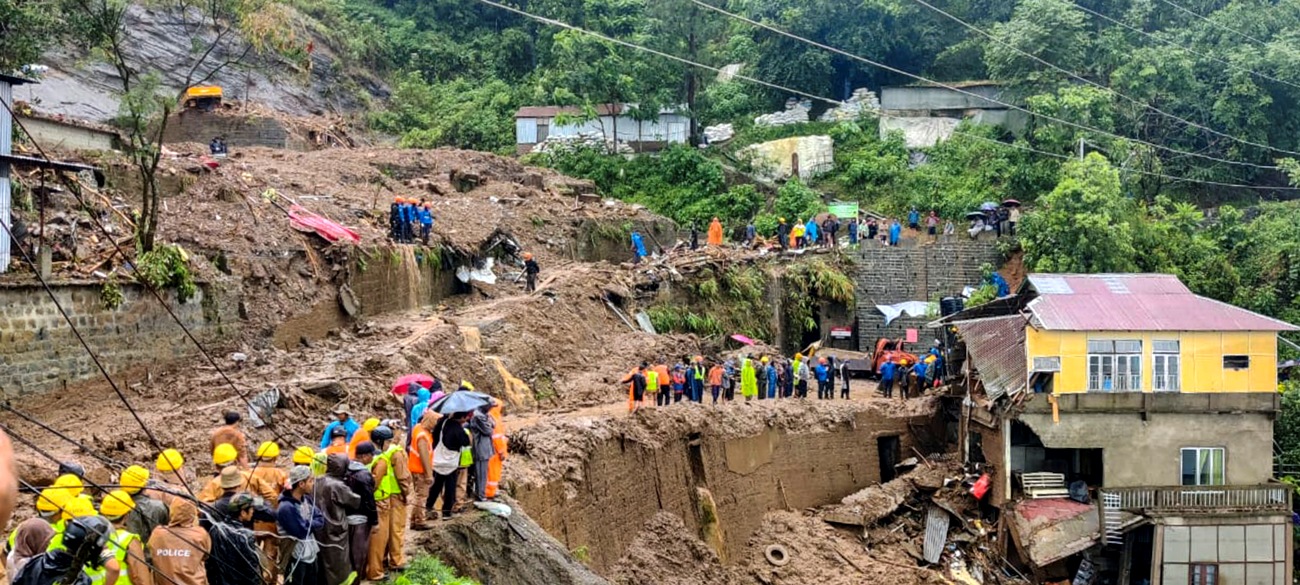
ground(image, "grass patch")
xmin=385 ymin=555 xmax=478 ymax=585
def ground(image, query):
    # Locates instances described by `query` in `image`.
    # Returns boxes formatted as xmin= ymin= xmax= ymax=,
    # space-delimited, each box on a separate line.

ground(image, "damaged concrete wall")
xmin=1156 ymin=515 xmax=1291 ymax=585
xmin=1017 ymin=412 xmax=1273 ymax=488
xmin=0 ymin=280 xmax=236 ymax=396
xmin=512 ymin=407 xmax=942 ymax=574
xmin=854 ymin=239 xmax=1001 ymax=349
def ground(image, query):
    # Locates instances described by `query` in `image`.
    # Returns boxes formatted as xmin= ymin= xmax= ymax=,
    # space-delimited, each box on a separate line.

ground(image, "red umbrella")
xmin=391 ymin=374 xmax=434 ymax=395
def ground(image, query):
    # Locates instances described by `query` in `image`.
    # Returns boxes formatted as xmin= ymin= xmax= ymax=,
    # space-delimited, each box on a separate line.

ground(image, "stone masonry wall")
xmin=854 ymin=236 xmax=1003 ymax=351
xmin=0 ymin=281 xmax=235 ymax=397
xmin=161 ymin=110 xmax=307 ymax=150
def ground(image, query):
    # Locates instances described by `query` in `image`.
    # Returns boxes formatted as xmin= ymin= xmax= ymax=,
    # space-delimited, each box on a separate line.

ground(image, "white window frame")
xmin=1087 ymin=339 xmax=1142 ymax=391
xmin=1153 ymin=340 xmax=1181 ymax=392
xmin=1032 ymin=356 xmax=1061 ymax=372
xmin=1180 ymin=447 xmax=1225 ymax=486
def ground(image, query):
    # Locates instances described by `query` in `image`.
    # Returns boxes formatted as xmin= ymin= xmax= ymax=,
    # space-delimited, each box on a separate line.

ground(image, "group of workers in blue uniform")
xmin=389 ymin=197 xmax=435 ymax=244
xmin=877 ymin=346 xmax=945 ymax=399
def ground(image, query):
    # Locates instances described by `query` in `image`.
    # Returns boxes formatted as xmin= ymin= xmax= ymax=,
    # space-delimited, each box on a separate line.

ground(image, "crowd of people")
xmin=875 ymin=346 xmax=945 ymax=400
xmin=2 ymin=379 xmax=506 ymax=585
xmin=620 ymin=352 xmax=858 ymax=412
xmin=388 ymin=196 xmax=437 ymax=245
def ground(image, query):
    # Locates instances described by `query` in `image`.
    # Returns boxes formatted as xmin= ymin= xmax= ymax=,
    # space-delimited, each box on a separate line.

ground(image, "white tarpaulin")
xmin=876 ymin=301 xmax=930 ymax=325
xmin=456 ymin=257 xmax=497 ymax=284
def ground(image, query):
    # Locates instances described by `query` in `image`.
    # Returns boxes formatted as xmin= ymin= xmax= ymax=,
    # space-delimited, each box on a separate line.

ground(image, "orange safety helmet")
xmin=523 ymin=252 xmax=533 ymax=260
xmin=394 ymin=196 xmax=403 ymax=203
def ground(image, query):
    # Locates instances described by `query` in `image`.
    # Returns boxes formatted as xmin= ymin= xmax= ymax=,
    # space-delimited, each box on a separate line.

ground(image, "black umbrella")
xmin=964 ymin=211 xmax=987 ymax=220
xmin=429 ymin=391 xmax=493 ymax=414
xmin=1003 ymin=199 xmax=1022 ymax=208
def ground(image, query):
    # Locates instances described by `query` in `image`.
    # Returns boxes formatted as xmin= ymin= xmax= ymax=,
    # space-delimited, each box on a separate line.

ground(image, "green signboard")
xmin=827 ymin=201 xmax=859 ymax=219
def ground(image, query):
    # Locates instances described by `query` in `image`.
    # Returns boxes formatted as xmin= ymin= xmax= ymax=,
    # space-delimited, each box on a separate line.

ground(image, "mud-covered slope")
xmin=25 ymin=4 xmax=386 ymax=122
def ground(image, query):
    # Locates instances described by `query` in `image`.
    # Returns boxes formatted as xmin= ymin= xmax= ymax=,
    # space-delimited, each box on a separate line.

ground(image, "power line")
xmin=1066 ymin=0 xmax=1300 ymax=94
xmin=0 ymin=404 xmax=127 ymax=469
xmin=685 ymin=0 xmax=1283 ymax=171
xmin=904 ymin=0 xmax=1300 ymax=158
xmin=469 ymin=0 xmax=1300 ymax=191
xmin=1153 ymin=0 xmax=1275 ymax=48
xmin=0 ymin=98 xmax=309 ymax=448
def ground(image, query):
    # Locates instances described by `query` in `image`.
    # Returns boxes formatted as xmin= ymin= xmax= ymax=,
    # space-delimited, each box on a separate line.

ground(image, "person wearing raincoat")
xmin=707 ymin=217 xmax=724 ymax=246
xmin=740 ymin=356 xmax=758 ymax=401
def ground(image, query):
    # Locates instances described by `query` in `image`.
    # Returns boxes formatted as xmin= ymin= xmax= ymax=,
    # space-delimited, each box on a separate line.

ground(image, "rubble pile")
xmin=529 ymin=131 xmax=634 ymax=155
xmin=819 ymin=88 xmax=881 ymax=122
xmin=753 ymin=98 xmax=812 ymax=127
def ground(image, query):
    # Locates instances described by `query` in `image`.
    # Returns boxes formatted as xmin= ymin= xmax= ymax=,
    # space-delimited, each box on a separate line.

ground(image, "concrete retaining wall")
xmin=853 ymin=237 xmax=1002 ymax=351
xmin=161 ymin=110 xmax=307 ymax=150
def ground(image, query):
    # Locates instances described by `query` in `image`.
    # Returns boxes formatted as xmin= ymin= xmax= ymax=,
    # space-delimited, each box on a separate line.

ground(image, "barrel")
xmin=940 ymin=296 xmax=964 ymax=316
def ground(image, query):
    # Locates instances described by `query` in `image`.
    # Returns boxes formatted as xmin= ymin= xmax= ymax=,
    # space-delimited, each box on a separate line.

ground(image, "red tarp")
xmin=287 ymin=204 xmax=360 ymax=244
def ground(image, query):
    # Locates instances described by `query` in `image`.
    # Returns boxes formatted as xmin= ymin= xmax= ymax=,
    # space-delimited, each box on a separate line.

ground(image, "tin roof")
xmin=957 ymin=315 xmax=1027 ymax=400
xmin=0 ymin=73 xmax=36 ymax=87
xmin=1025 ymin=274 xmax=1298 ymax=332
xmin=514 ymin=104 xmax=683 ymax=118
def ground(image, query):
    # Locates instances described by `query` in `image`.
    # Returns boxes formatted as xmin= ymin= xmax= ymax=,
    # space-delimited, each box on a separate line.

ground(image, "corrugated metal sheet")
xmin=923 ymin=505 xmax=949 ymax=564
xmin=1 ymin=78 xmax=13 ymax=274
xmin=1026 ymin=274 xmax=1297 ymax=331
xmin=515 ymin=118 xmax=537 ymax=144
xmin=955 ymin=315 xmax=1028 ymax=400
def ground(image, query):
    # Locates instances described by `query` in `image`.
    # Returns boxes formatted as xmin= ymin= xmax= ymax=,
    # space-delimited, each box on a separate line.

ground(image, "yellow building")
xmin=951 ymin=273 xmax=1296 ymax=585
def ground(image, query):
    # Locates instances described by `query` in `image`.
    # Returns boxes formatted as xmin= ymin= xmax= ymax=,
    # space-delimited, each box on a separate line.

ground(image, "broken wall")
xmin=1017 ymin=412 xmax=1273 ymax=488
xmin=512 ymin=405 xmax=942 ymax=574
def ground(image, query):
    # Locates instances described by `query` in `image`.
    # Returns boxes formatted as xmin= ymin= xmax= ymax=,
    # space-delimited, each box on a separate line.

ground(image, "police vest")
xmin=87 ymin=529 xmax=139 ymax=585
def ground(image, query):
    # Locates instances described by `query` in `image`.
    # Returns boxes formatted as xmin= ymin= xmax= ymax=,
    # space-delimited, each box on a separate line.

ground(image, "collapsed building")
xmin=939 ymin=273 xmax=1295 ymax=585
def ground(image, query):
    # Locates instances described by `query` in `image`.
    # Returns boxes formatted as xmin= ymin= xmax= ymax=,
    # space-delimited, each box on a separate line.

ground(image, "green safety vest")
xmin=46 ymin=519 xmax=66 ymax=552
xmin=645 ymin=370 xmax=659 ymax=390
xmin=87 ymin=529 xmax=139 ymax=585
xmin=693 ymin=366 xmax=704 ymax=380
xmin=374 ymin=445 xmax=402 ymax=501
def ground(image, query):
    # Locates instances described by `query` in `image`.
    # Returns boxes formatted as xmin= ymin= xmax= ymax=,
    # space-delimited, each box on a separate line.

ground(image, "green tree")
xmin=0 ymin=0 xmax=59 ymax=74
xmin=371 ymin=75 xmax=520 ymax=153
xmin=983 ymin=0 xmax=1091 ymax=91
xmin=1020 ymin=153 xmax=1138 ymax=273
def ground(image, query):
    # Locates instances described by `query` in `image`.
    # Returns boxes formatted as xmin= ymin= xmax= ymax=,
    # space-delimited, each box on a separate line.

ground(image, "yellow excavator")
xmin=183 ymin=86 xmax=223 ymax=111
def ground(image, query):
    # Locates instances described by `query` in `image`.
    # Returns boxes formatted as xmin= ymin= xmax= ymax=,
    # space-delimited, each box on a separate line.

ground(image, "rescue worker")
xmin=523 ymin=253 xmax=540 ymax=293
xmin=318 ymin=405 xmax=359 ymax=450
xmin=97 ymin=490 xmax=153 ymax=585
xmin=740 ymin=355 xmax=758 ymax=401
xmin=791 ymin=220 xmax=804 ymax=249
xmin=643 ymin=364 xmax=659 ymax=407
xmin=913 ymin=359 xmax=929 ymax=397
xmin=248 ymin=442 xmax=286 ymax=582
xmin=205 ymin=494 xmax=261 ymax=585
xmin=689 ymin=356 xmax=707 ymax=403
xmin=49 ymin=474 xmax=84 ymax=501
xmin=6 ymin=489 xmax=63 ymax=576
xmin=148 ymin=450 xmax=187 ymax=507
xmin=630 ymin=231 xmax=647 ymax=263
xmin=314 ymin=454 xmax=359 ymax=585
xmin=147 ymin=499 xmax=210 ymax=585
xmin=407 ymin=410 xmax=438 ymax=531
xmin=275 ymin=467 xmax=321 ymax=585
xmin=347 ymin=419 xmax=379 ymax=460
xmin=197 ymin=444 xmax=276 ymax=503
xmin=291 ymin=447 xmax=315 ymax=468
xmin=621 ymin=364 xmax=647 ymax=413
xmin=366 ymin=426 xmax=412 ymax=581
xmin=48 ymin=497 xmax=97 ymax=551
xmin=707 ymin=217 xmax=723 ymax=246
xmin=322 ymin=427 xmax=348 ymax=456
xmin=707 ymin=361 xmax=724 ymax=404
xmin=13 ymin=515 xmax=112 ymax=585
xmin=653 ymin=361 xmax=672 ymax=408
xmin=776 ymin=218 xmax=790 ymax=251
xmin=389 ymin=197 xmax=402 ymax=241
xmin=417 ymin=202 xmax=434 ymax=245
xmin=118 ymin=465 xmax=168 ymax=551
xmin=671 ymin=365 xmax=687 ymax=404
xmin=764 ymin=357 xmax=778 ymax=400
xmin=425 ymin=413 xmax=470 ymax=522
xmin=484 ymin=401 xmax=508 ymax=500
xmin=815 ymin=357 xmax=830 ymax=400
xmin=344 ymin=443 xmax=377 ymax=576
xmin=208 ymin=411 xmax=248 ymax=467
xmin=468 ymin=403 xmax=496 ymax=502
xmin=408 ymin=389 xmax=432 ymax=443
xmin=897 ymin=359 xmax=913 ymax=400
xmin=879 ymin=358 xmax=897 ymax=398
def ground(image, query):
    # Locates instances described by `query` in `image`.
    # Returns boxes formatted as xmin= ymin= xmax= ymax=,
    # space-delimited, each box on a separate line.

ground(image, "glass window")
xmin=1181 ymin=448 xmax=1225 ymax=486
xmin=1189 ymin=564 xmax=1217 ymax=585
xmin=1088 ymin=339 xmax=1142 ymax=391
xmin=1154 ymin=354 xmax=1181 ymax=391
xmin=1223 ymin=355 xmax=1250 ymax=370
xmin=1153 ymin=340 xmax=1180 ymax=353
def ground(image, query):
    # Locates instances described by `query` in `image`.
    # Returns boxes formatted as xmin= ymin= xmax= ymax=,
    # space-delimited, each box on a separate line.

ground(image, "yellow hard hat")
xmin=292 ymin=446 xmax=315 ymax=465
xmin=61 ymin=495 xmax=96 ymax=521
xmin=156 ymin=449 xmax=184 ymax=472
xmin=256 ymin=442 xmax=280 ymax=460
xmin=36 ymin=488 xmax=67 ymax=513
xmin=213 ymin=443 xmax=239 ymax=466
xmin=51 ymin=474 xmax=84 ymax=498
xmin=794 ymin=353 xmax=803 ymax=360
xmin=100 ymin=490 xmax=136 ymax=518
xmin=362 ymin=418 xmax=381 ymax=432
xmin=120 ymin=465 xmax=150 ymax=493
xmin=461 ymin=380 xmax=475 ymax=391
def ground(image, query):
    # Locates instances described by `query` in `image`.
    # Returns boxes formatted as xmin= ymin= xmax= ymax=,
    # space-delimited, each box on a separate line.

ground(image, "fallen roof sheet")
xmin=954 ymin=315 xmax=1027 ymax=400
xmin=1025 ymin=274 xmax=1297 ymax=332
xmin=1008 ymin=498 xmax=1099 ymax=568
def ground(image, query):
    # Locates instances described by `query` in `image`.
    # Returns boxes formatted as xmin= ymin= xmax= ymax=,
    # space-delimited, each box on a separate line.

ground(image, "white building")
xmin=514 ymin=104 xmax=690 ymax=154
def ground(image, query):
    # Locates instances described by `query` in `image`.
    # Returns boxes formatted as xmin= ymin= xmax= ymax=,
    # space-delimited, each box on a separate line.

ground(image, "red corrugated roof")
xmin=1025 ymin=274 xmax=1297 ymax=332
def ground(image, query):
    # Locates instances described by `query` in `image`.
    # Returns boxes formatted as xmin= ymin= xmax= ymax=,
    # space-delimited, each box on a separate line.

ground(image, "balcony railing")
xmin=1088 ymin=375 xmax=1143 ymax=392
xmin=1101 ymin=485 xmax=1291 ymax=514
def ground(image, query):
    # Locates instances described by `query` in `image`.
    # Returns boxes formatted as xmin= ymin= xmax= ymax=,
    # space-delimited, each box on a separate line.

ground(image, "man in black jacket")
xmin=345 ymin=442 xmax=378 ymax=576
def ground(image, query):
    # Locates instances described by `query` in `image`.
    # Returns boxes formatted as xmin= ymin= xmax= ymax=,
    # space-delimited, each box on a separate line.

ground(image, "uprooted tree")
xmin=59 ymin=0 xmax=286 ymax=251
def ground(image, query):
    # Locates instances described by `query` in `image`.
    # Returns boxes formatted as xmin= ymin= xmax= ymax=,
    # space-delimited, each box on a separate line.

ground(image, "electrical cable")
xmin=903 ymin=0 xmax=1300 ymax=157
xmin=1152 ymin=0 xmax=1277 ymax=48
xmin=0 ymin=97 xmax=309 ymax=448
xmin=469 ymin=0 xmax=1300 ymax=191
xmin=0 ymin=404 xmax=128 ymax=470
xmin=1067 ymin=0 xmax=1300 ymax=93
xmin=684 ymin=0 xmax=1283 ymax=171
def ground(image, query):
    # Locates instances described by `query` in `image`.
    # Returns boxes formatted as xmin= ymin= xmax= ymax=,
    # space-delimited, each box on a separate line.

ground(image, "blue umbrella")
xmin=429 ymin=391 xmax=493 ymax=414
